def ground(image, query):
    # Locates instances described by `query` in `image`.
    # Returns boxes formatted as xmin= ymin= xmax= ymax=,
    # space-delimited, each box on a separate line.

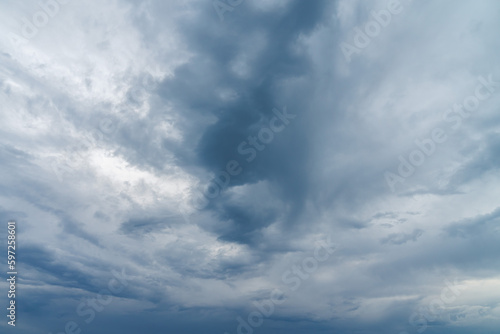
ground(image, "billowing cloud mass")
xmin=1 ymin=0 xmax=500 ymax=333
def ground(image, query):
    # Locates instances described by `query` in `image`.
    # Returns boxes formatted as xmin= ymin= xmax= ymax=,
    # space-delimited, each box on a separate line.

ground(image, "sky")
xmin=1 ymin=0 xmax=500 ymax=333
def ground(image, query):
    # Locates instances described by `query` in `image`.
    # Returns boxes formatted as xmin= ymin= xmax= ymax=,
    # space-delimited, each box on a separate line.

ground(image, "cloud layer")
xmin=1 ymin=0 xmax=500 ymax=333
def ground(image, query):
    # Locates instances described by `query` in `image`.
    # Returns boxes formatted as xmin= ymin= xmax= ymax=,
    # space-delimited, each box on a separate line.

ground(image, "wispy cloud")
xmin=1 ymin=0 xmax=500 ymax=333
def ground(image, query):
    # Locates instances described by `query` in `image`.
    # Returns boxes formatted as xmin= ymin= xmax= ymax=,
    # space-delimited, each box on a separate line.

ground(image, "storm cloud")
xmin=1 ymin=0 xmax=500 ymax=333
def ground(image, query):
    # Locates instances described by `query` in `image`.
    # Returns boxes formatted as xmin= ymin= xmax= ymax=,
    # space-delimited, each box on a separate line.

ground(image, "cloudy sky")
xmin=1 ymin=0 xmax=500 ymax=333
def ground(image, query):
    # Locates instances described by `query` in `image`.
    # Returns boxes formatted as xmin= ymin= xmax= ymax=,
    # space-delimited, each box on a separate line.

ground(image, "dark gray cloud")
xmin=1 ymin=0 xmax=500 ymax=333
xmin=381 ymin=228 xmax=424 ymax=245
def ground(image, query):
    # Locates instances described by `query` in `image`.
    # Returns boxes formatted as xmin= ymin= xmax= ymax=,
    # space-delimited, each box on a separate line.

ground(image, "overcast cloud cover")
xmin=1 ymin=0 xmax=500 ymax=333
